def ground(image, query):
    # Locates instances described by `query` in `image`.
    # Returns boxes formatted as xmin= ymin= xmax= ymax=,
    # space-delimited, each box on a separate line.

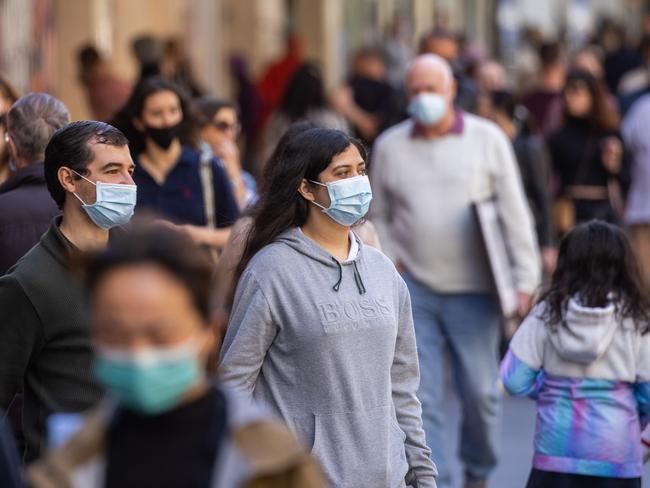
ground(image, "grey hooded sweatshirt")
xmin=220 ymin=228 xmax=437 ymax=488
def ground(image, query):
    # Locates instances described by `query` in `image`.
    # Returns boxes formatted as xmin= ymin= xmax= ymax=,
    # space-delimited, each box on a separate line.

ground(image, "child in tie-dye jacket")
xmin=500 ymin=221 xmax=650 ymax=488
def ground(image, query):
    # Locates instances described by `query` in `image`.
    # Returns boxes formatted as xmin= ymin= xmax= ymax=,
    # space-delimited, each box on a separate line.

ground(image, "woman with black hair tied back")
xmin=219 ymin=127 xmax=437 ymax=488
xmin=501 ymin=220 xmax=650 ymax=488
xmin=112 ymin=76 xmax=239 ymax=252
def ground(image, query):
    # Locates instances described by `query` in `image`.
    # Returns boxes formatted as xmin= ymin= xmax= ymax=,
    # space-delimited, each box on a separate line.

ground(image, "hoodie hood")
xmin=548 ymin=297 xmax=619 ymax=364
xmin=274 ymin=227 xmax=367 ymax=294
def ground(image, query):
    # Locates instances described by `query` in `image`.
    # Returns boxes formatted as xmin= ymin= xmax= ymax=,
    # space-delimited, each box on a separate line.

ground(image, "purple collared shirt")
xmin=410 ymin=109 xmax=465 ymax=139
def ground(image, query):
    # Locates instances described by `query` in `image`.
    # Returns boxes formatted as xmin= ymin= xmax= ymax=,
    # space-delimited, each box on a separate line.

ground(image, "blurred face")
xmin=477 ymin=61 xmax=506 ymax=92
xmin=91 ymin=263 xmax=214 ymax=360
xmin=564 ymin=81 xmax=592 ymax=118
xmin=201 ymin=107 xmax=239 ymax=151
xmin=406 ymin=60 xmax=454 ymax=101
xmin=354 ymin=55 xmax=386 ymax=81
xmin=422 ymin=37 xmax=458 ymax=62
xmin=573 ymin=52 xmax=603 ymax=79
xmin=137 ymin=90 xmax=183 ymax=129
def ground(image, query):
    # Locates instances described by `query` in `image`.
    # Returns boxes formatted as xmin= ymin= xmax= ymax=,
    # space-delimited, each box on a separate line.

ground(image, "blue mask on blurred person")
xmin=310 ymin=175 xmax=373 ymax=227
xmin=93 ymin=336 xmax=203 ymax=416
xmin=71 ymin=170 xmax=137 ymax=230
xmin=407 ymin=93 xmax=447 ymax=126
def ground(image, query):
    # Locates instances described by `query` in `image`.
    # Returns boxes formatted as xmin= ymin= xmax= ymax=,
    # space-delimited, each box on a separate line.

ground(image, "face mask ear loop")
xmin=305 ymin=180 xmax=331 ymax=211
xmin=71 ymin=192 xmax=88 ymax=206
xmin=69 ymin=168 xmax=97 ymax=186
xmin=310 ymin=200 xmax=329 ymax=211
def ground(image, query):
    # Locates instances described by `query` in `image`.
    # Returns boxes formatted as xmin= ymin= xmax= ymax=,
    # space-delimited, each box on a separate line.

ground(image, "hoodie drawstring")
xmin=331 ymin=258 xmax=366 ymax=295
xmin=352 ymin=261 xmax=367 ymax=295
xmin=332 ymin=258 xmax=343 ymax=292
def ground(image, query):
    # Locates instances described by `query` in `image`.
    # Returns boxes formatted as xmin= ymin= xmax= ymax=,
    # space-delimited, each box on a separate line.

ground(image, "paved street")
xmin=441 ymin=390 xmax=650 ymax=487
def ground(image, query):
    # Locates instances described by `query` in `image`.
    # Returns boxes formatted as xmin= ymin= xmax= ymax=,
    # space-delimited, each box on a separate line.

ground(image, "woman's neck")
xmin=140 ymin=139 xmax=182 ymax=185
xmin=301 ymin=213 xmax=350 ymax=262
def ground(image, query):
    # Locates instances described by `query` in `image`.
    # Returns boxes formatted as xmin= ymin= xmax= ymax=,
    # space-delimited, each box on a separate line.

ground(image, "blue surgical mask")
xmin=408 ymin=93 xmax=447 ymax=126
xmin=310 ymin=175 xmax=373 ymax=227
xmin=71 ymin=170 xmax=137 ymax=230
xmin=93 ymin=336 xmax=204 ymax=415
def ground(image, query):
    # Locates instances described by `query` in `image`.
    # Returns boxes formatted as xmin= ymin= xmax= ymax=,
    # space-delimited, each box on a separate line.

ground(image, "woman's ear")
xmin=297 ymin=178 xmax=316 ymax=202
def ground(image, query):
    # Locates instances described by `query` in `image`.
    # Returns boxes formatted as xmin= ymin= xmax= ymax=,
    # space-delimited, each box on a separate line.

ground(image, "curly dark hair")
xmin=539 ymin=220 xmax=650 ymax=332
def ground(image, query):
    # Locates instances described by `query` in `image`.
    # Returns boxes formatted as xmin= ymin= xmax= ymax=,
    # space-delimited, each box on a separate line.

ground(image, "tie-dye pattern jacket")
xmin=500 ymin=298 xmax=650 ymax=478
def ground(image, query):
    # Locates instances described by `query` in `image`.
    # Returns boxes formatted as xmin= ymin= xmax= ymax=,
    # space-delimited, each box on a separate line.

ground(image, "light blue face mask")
xmin=93 ymin=336 xmax=204 ymax=415
xmin=310 ymin=174 xmax=373 ymax=227
xmin=407 ymin=93 xmax=448 ymax=126
xmin=71 ymin=170 xmax=137 ymax=230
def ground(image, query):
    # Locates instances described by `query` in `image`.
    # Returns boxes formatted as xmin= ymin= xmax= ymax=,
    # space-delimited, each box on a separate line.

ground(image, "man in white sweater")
xmin=370 ymin=54 xmax=540 ymax=488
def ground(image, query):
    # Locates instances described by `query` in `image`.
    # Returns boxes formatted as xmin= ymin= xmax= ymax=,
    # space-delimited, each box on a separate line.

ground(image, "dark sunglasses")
xmin=211 ymin=120 xmax=240 ymax=133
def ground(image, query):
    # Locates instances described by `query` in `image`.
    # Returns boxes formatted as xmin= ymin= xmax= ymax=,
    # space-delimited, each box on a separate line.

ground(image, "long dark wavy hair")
xmin=540 ymin=220 xmax=650 ymax=332
xmin=563 ymin=68 xmax=620 ymax=132
xmin=111 ymin=76 xmax=199 ymax=156
xmin=235 ymin=127 xmax=366 ymax=284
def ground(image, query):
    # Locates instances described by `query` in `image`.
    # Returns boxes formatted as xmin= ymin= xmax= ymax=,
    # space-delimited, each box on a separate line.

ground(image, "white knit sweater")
xmin=370 ymin=113 xmax=541 ymax=294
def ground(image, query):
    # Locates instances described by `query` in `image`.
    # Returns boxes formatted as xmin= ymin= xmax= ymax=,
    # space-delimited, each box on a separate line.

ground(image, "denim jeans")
xmin=404 ymin=273 xmax=501 ymax=488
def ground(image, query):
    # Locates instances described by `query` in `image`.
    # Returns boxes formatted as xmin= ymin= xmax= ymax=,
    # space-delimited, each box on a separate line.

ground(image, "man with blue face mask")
xmin=0 ymin=120 xmax=136 ymax=463
xmin=370 ymin=55 xmax=541 ymax=488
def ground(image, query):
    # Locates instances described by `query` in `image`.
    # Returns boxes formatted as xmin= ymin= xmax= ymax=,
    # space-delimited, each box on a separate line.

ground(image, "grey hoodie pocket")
xmin=311 ymin=405 xmax=409 ymax=488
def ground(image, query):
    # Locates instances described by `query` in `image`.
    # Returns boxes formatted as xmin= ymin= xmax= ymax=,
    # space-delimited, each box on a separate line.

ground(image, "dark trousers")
xmin=526 ymin=469 xmax=641 ymax=488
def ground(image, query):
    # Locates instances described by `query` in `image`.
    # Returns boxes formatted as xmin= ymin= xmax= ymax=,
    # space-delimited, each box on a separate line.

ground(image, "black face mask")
xmin=144 ymin=123 xmax=182 ymax=150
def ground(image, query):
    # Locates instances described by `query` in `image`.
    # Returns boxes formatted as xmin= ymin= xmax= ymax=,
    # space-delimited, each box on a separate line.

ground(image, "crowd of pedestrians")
xmin=2 ymin=14 xmax=650 ymax=488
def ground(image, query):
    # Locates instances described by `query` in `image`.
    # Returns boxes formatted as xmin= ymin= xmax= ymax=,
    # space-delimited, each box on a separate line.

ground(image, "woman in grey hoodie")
xmin=219 ymin=127 xmax=437 ymax=488
xmin=501 ymin=221 xmax=650 ymax=488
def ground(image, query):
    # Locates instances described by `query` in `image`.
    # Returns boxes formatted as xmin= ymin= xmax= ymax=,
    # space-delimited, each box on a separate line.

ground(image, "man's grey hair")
xmin=7 ymin=92 xmax=70 ymax=163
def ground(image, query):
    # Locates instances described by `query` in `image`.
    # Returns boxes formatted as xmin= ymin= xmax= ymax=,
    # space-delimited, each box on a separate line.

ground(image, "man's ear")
xmin=297 ymin=178 xmax=316 ymax=202
xmin=58 ymin=166 xmax=79 ymax=194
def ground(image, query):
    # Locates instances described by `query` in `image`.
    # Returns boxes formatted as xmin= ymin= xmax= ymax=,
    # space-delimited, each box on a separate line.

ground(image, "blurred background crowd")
xmin=2 ymin=0 xmax=650 ymax=271
xmin=3 ymin=1 xmax=650 ymax=487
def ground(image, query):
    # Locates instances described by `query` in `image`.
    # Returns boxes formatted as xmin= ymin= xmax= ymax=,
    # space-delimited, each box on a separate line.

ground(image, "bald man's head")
xmin=407 ymin=54 xmax=455 ymax=99
xmin=406 ymin=55 xmax=456 ymax=128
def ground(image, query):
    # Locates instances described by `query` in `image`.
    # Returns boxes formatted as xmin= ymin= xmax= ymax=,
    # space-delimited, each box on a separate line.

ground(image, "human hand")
xmin=178 ymin=224 xmax=209 ymax=245
xmin=601 ymin=137 xmax=622 ymax=174
xmin=541 ymin=246 xmax=558 ymax=275
xmin=214 ymin=141 xmax=242 ymax=182
xmin=329 ymin=86 xmax=355 ymax=114
xmin=517 ymin=292 xmax=533 ymax=318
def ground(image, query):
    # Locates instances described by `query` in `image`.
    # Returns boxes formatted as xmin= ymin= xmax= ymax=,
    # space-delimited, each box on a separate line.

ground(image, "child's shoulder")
xmin=509 ymin=304 xmax=549 ymax=353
